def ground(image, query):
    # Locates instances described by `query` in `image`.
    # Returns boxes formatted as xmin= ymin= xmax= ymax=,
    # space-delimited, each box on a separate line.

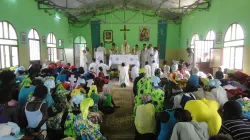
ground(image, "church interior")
xmin=1 ymin=0 xmax=250 ymax=140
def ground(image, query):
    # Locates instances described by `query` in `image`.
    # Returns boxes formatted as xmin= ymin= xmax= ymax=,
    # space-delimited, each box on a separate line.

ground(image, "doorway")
xmin=74 ymin=36 xmax=86 ymax=67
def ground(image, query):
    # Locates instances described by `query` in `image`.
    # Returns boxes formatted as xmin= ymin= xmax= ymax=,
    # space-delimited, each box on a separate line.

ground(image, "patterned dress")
xmin=134 ymin=77 xmax=165 ymax=117
xmin=64 ymin=111 xmax=106 ymax=140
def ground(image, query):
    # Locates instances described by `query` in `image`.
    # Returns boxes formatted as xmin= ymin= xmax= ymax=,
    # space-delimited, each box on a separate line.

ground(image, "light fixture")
xmin=55 ymin=15 xmax=60 ymax=20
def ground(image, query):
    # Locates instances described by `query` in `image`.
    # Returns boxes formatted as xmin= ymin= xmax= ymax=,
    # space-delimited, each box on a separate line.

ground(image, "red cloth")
xmin=48 ymin=63 xmax=56 ymax=69
xmin=234 ymin=71 xmax=249 ymax=85
xmin=69 ymin=65 xmax=76 ymax=70
xmin=57 ymin=63 xmax=62 ymax=67
xmin=62 ymin=82 xmax=70 ymax=90
xmin=225 ymin=88 xmax=248 ymax=99
xmin=63 ymin=64 xmax=70 ymax=69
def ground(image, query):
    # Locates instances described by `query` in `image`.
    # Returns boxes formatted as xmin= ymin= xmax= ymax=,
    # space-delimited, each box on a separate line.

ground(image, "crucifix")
xmin=120 ymin=25 xmax=130 ymax=40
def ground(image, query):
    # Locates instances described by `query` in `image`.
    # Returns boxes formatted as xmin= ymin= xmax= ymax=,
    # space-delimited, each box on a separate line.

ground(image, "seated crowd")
xmin=0 ymin=60 xmax=116 ymax=140
xmin=133 ymin=60 xmax=250 ymax=140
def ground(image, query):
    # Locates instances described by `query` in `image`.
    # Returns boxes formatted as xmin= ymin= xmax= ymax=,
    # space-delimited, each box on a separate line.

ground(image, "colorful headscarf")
xmin=139 ymin=68 xmax=146 ymax=74
xmin=19 ymin=76 xmax=31 ymax=88
xmin=88 ymin=85 xmax=98 ymax=97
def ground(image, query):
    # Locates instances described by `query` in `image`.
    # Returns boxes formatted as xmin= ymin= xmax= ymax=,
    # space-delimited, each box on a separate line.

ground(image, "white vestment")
xmin=120 ymin=44 xmax=130 ymax=54
xmin=153 ymin=50 xmax=159 ymax=67
xmin=97 ymin=46 xmax=107 ymax=63
xmin=147 ymin=48 xmax=154 ymax=65
xmin=97 ymin=63 xmax=110 ymax=76
xmin=89 ymin=62 xmax=98 ymax=74
xmin=118 ymin=64 xmax=129 ymax=86
xmin=151 ymin=62 xmax=159 ymax=76
xmin=141 ymin=48 xmax=148 ymax=67
xmin=188 ymin=53 xmax=195 ymax=71
xmin=81 ymin=52 xmax=88 ymax=72
xmin=131 ymin=65 xmax=139 ymax=82
xmin=144 ymin=64 xmax=152 ymax=77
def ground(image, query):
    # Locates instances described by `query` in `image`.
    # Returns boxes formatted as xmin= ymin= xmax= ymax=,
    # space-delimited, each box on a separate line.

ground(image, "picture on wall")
xmin=216 ymin=32 xmax=222 ymax=44
xmin=21 ymin=32 xmax=27 ymax=44
xmin=139 ymin=27 xmax=150 ymax=41
xmin=104 ymin=30 xmax=113 ymax=42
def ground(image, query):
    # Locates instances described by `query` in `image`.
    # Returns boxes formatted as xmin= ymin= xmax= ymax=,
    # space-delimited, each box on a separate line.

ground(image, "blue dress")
xmin=56 ymin=74 xmax=68 ymax=82
xmin=158 ymin=110 xmax=177 ymax=140
xmin=18 ymin=86 xmax=36 ymax=110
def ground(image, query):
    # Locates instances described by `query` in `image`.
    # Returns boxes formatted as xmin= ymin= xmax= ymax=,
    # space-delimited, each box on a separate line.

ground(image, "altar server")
xmin=151 ymin=60 xmax=159 ymax=76
xmin=144 ymin=61 xmax=151 ymax=77
xmin=141 ymin=44 xmax=148 ymax=67
xmin=119 ymin=62 xmax=129 ymax=88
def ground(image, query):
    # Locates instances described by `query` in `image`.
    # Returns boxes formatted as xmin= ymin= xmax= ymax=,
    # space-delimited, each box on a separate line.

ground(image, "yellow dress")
xmin=184 ymin=98 xmax=222 ymax=136
xmin=134 ymin=103 xmax=156 ymax=134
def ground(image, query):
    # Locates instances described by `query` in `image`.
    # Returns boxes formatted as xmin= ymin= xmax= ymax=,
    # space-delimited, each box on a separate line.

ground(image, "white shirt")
xmin=89 ymin=62 xmax=98 ymax=74
xmin=144 ymin=64 xmax=152 ymax=77
xmin=151 ymin=62 xmax=159 ymax=76
xmin=97 ymin=63 xmax=110 ymax=76
xmin=188 ymin=53 xmax=194 ymax=71
xmin=118 ymin=65 xmax=129 ymax=86
xmin=97 ymin=46 xmax=106 ymax=54
xmin=153 ymin=50 xmax=159 ymax=63
xmin=147 ymin=47 xmax=154 ymax=65
xmin=121 ymin=44 xmax=130 ymax=54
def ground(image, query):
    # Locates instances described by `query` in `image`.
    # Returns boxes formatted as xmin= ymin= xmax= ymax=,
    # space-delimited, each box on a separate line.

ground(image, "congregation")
xmin=1 ymin=42 xmax=250 ymax=140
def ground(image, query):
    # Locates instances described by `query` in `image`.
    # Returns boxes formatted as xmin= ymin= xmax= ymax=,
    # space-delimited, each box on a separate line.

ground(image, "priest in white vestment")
xmin=97 ymin=43 xmax=107 ymax=63
xmin=141 ymin=44 xmax=148 ymax=67
xmin=151 ymin=60 xmax=159 ymax=76
xmin=120 ymin=40 xmax=130 ymax=54
xmin=153 ymin=47 xmax=159 ymax=68
xmin=118 ymin=62 xmax=129 ymax=87
xmin=147 ymin=44 xmax=154 ymax=65
xmin=131 ymin=61 xmax=139 ymax=81
xmin=89 ymin=58 xmax=98 ymax=74
xmin=97 ymin=60 xmax=110 ymax=76
xmin=81 ymin=50 xmax=88 ymax=72
xmin=144 ymin=61 xmax=151 ymax=77
xmin=186 ymin=48 xmax=195 ymax=71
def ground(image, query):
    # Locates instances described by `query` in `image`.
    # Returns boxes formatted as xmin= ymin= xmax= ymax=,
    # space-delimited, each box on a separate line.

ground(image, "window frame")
xmin=206 ymin=30 xmax=216 ymax=41
xmin=223 ymin=23 xmax=244 ymax=70
xmin=0 ymin=21 xmax=19 ymax=69
xmin=28 ymin=28 xmax=41 ymax=62
xmin=47 ymin=33 xmax=57 ymax=62
xmin=190 ymin=33 xmax=199 ymax=48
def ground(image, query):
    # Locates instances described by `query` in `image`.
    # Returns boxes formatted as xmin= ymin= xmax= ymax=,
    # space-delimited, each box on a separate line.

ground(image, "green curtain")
xmin=158 ymin=20 xmax=167 ymax=59
xmin=91 ymin=21 xmax=101 ymax=52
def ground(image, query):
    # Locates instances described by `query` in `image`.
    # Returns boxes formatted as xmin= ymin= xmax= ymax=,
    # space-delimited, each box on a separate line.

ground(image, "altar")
xmin=109 ymin=54 xmax=139 ymax=66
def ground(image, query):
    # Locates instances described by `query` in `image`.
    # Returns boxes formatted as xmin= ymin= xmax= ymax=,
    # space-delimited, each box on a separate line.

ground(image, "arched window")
xmin=28 ymin=29 xmax=40 ymax=61
xmin=223 ymin=23 xmax=244 ymax=70
xmin=206 ymin=30 xmax=216 ymax=40
xmin=47 ymin=33 xmax=57 ymax=62
xmin=74 ymin=36 xmax=87 ymax=67
xmin=190 ymin=34 xmax=199 ymax=48
xmin=0 ymin=21 xmax=18 ymax=69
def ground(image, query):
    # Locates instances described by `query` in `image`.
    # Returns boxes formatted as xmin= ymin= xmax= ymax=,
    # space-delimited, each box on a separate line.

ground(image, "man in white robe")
xmin=141 ymin=44 xmax=148 ymax=68
xmin=151 ymin=60 xmax=159 ymax=76
xmin=118 ymin=62 xmax=129 ymax=88
xmin=97 ymin=43 xmax=107 ymax=63
xmin=153 ymin=47 xmax=159 ymax=68
xmin=120 ymin=40 xmax=130 ymax=54
xmin=144 ymin=61 xmax=151 ymax=77
xmin=81 ymin=50 xmax=89 ymax=72
xmin=97 ymin=60 xmax=110 ymax=76
xmin=89 ymin=58 xmax=98 ymax=74
xmin=147 ymin=44 xmax=154 ymax=65
xmin=131 ymin=61 xmax=139 ymax=82
xmin=187 ymin=48 xmax=195 ymax=71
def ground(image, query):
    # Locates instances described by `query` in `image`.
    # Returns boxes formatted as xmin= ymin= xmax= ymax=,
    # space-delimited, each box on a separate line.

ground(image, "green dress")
xmin=134 ymin=77 xmax=165 ymax=117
